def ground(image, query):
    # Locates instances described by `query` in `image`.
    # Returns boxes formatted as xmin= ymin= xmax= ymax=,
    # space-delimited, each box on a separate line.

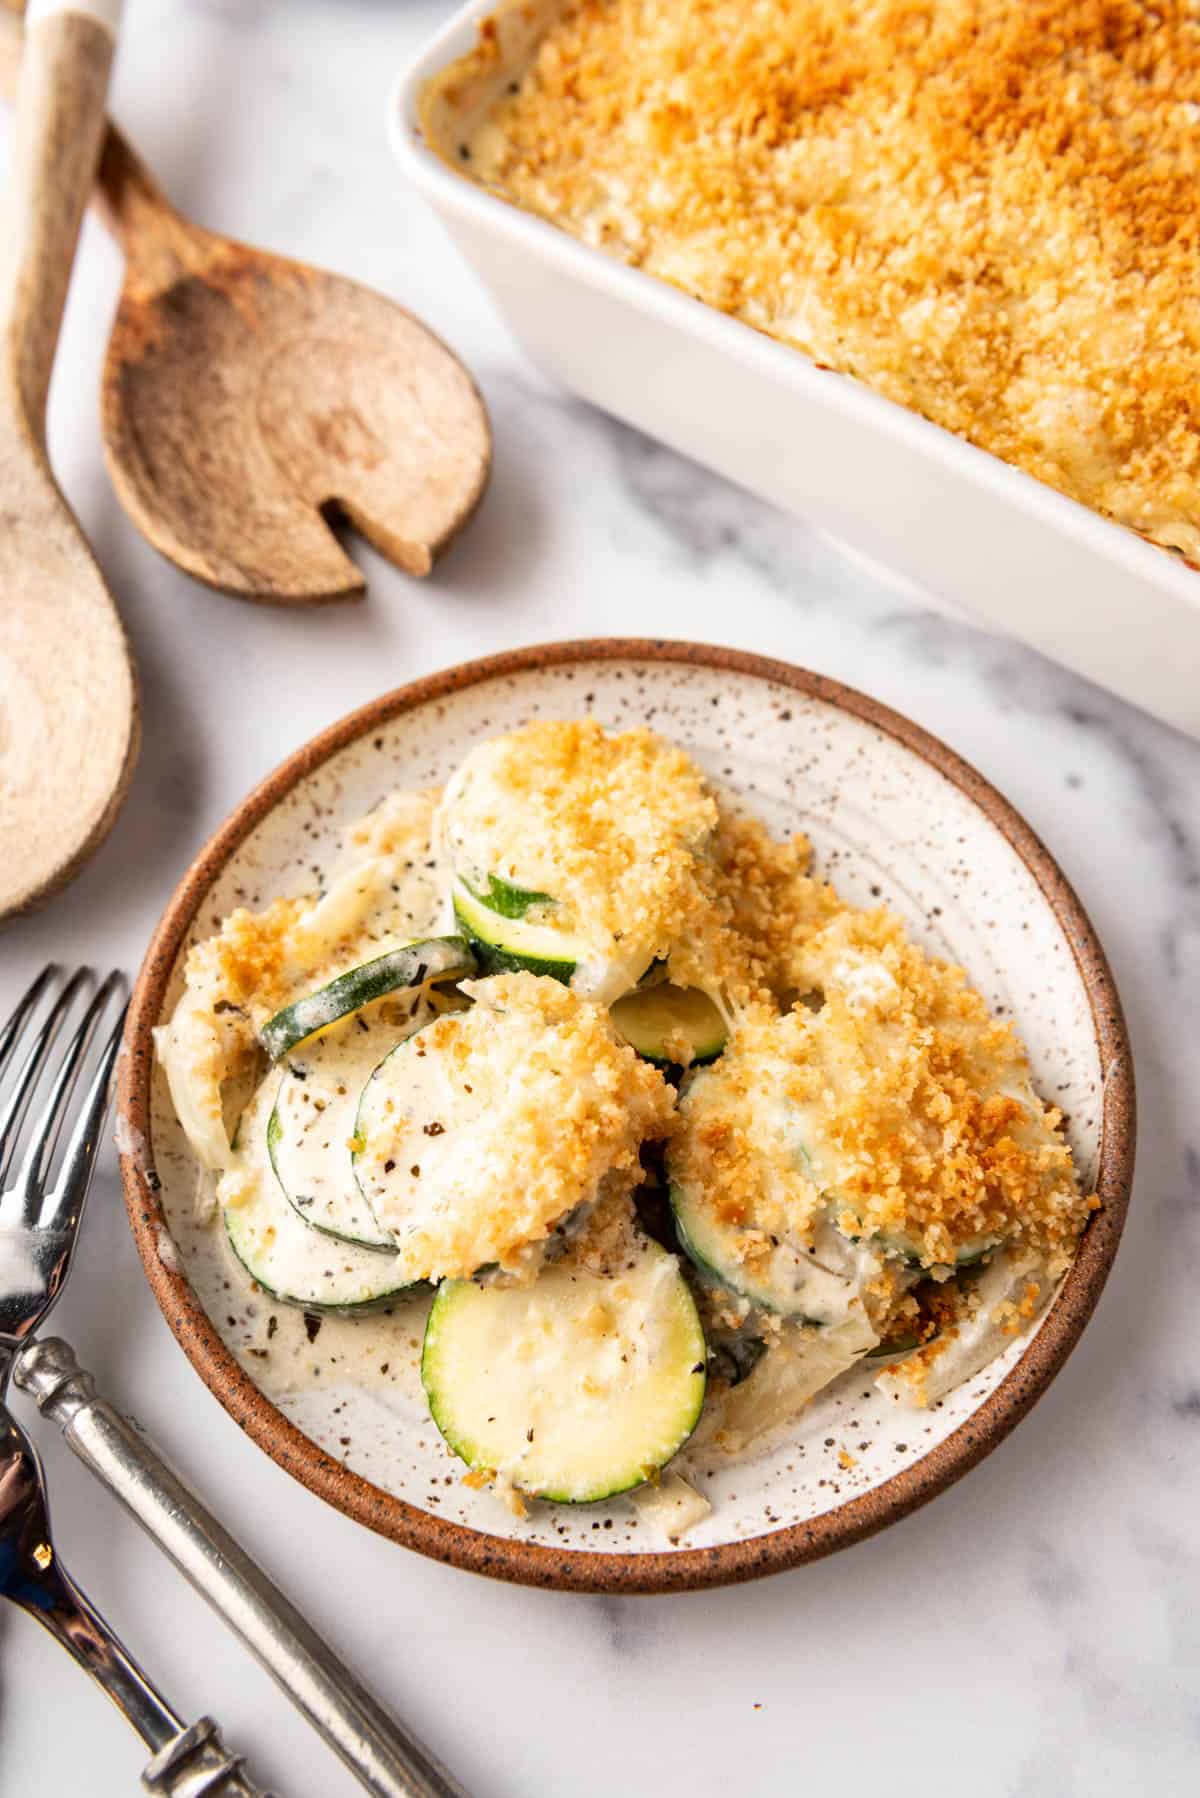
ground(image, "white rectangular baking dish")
xmin=392 ymin=0 xmax=1200 ymax=740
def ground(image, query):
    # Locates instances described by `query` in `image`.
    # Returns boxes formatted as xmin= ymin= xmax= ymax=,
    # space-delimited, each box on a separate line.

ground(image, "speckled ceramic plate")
xmin=118 ymin=641 xmax=1134 ymax=1593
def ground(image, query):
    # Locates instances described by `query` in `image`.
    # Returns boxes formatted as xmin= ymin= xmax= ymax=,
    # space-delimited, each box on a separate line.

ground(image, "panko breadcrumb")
xmin=676 ymin=810 xmax=843 ymax=1009
xmin=456 ymin=0 xmax=1200 ymax=560
xmin=438 ymin=718 xmax=719 ymax=965
xmin=356 ymin=972 xmax=676 ymax=1281
xmin=672 ymin=906 xmax=1088 ymax=1273
xmin=156 ymin=713 xmax=1095 ymax=1436
xmin=154 ymin=792 xmax=445 ymax=1169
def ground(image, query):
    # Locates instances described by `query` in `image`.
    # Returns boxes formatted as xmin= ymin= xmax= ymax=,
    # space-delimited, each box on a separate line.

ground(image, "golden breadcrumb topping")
xmin=674 ymin=810 xmax=843 ymax=1009
xmin=341 ymin=787 xmax=443 ymax=860
xmin=356 ymin=973 xmax=676 ymax=1281
xmin=152 ymin=897 xmax=307 ymax=1169
xmin=439 ymin=718 xmax=719 ymax=967
xmin=187 ymin=897 xmax=307 ymax=1026
xmin=158 ymin=714 xmax=1093 ymax=1426
xmin=155 ymin=792 xmax=445 ymax=1169
xmin=672 ymin=905 xmax=1087 ymax=1272
xmin=177 ymin=790 xmax=446 ymax=1034
xmin=564 ymin=1183 xmax=656 ymax=1277
xmin=878 ymin=1252 xmax=1055 ymax=1405
xmin=458 ymin=0 xmax=1200 ymax=560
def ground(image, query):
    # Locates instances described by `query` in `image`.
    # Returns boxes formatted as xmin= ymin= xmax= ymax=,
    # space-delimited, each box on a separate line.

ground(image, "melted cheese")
xmin=156 ymin=791 xmax=445 ymax=1171
xmin=156 ymin=718 xmax=1091 ymax=1449
xmin=673 ymin=910 xmax=1087 ymax=1279
xmin=459 ymin=0 xmax=1200 ymax=562
xmin=437 ymin=718 xmax=719 ymax=999
xmin=354 ymin=973 xmax=676 ymax=1282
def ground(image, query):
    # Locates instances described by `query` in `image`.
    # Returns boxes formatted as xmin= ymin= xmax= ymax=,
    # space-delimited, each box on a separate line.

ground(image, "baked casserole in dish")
xmin=397 ymin=0 xmax=1200 ymax=737
xmin=441 ymin=0 xmax=1200 ymax=563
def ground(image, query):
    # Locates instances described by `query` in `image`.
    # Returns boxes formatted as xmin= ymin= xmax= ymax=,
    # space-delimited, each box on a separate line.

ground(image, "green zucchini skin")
xmin=707 ymin=1330 xmax=767 ymax=1387
xmin=464 ymin=874 xmax=555 ymax=919
xmin=669 ymin=1182 xmax=860 ymax=1326
xmin=853 ymin=1228 xmax=1002 ymax=1272
xmin=267 ymin=1022 xmax=415 ymax=1251
xmin=224 ymin=1203 xmax=418 ymax=1314
xmin=259 ymin=936 xmax=475 ymax=1062
xmin=455 ymin=933 xmax=577 ymax=985
xmin=450 ymin=879 xmax=585 ymax=984
xmin=421 ymin=1241 xmax=707 ymax=1504
xmin=609 ymin=984 xmax=727 ymax=1069
xmin=865 ymin=1332 xmax=927 ymax=1366
xmin=224 ymin=1079 xmax=419 ymax=1312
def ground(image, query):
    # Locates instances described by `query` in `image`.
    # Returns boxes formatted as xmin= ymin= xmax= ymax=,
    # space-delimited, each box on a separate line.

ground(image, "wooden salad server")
xmin=0 ymin=0 xmax=138 ymax=921
xmin=0 ymin=6 xmax=491 ymax=606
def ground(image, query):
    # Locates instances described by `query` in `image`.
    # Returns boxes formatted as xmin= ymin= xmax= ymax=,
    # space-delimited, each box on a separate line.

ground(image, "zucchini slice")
xmin=670 ymin=1181 xmax=860 ymax=1325
xmin=450 ymin=879 xmax=587 ymax=984
xmin=224 ymin=1079 xmax=416 ymax=1311
xmin=865 ymin=1332 xmax=927 ymax=1364
xmin=610 ymin=984 xmax=726 ymax=1069
xmin=259 ymin=936 xmax=475 ymax=1062
xmin=422 ymin=1239 xmax=706 ymax=1504
xmin=351 ymin=977 xmax=667 ymax=1285
xmin=267 ymin=1020 xmax=413 ymax=1250
xmin=848 ymin=1223 xmax=1002 ymax=1271
xmin=465 ymin=873 xmax=555 ymax=919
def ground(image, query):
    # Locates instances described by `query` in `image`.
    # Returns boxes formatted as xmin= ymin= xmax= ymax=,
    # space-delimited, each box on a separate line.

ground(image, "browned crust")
xmin=117 ymin=640 xmax=1136 ymax=1594
xmin=445 ymin=0 xmax=1200 ymax=563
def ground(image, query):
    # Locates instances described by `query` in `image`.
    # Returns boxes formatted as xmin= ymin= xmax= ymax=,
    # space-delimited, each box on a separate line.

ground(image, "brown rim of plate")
xmin=117 ymin=639 xmax=1136 ymax=1595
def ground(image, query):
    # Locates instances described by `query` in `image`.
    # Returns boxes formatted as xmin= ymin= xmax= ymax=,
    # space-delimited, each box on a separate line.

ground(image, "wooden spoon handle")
xmin=0 ymin=1 xmax=120 ymax=443
xmin=0 ymin=5 xmax=210 ymax=295
xmin=0 ymin=6 xmax=20 ymax=93
xmin=95 ymin=121 xmax=210 ymax=290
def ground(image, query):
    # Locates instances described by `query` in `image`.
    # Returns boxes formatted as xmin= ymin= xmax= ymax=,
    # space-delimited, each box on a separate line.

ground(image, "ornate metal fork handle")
xmin=0 ymin=962 xmax=273 ymax=1793
xmin=15 ymin=1337 xmax=465 ymax=1798
xmin=0 ymin=1396 xmax=269 ymax=1795
xmin=0 ymin=962 xmax=466 ymax=1798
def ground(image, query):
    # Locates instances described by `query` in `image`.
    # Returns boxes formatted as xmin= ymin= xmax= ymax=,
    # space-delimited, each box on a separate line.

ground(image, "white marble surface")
xmin=1 ymin=3 xmax=1198 ymax=1794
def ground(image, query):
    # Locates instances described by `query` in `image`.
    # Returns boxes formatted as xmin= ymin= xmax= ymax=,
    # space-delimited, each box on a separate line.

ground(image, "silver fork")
xmin=0 ymin=966 xmax=126 ymax=1360
xmin=0 ymin=967 xmax=269 ymax=1795
xmin=1 ymin=967 xmax=466 ymax=1798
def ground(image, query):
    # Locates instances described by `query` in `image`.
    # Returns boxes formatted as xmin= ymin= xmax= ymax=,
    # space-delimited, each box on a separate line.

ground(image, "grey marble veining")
xmin=1 ymin=2 xmax=1198 ymax=1795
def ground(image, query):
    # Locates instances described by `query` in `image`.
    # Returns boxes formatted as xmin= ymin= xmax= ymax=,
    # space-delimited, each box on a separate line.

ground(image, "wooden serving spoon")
xmin=0 ymin=0 xmax=139 ymax=921
xmin=0 ymin=8 xmax=491 ymax=606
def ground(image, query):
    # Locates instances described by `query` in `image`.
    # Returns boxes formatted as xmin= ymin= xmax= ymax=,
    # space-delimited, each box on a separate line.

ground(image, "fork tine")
xmin=14 ymin=971 xmax=126 ymax=1228
xmin=0 ymin=965 xmax=60 ymax=1080
xmin=33 ymin=983 xmax=128 ymax=1235
xmin=0 ymin=968 xmax=92 ymax=1193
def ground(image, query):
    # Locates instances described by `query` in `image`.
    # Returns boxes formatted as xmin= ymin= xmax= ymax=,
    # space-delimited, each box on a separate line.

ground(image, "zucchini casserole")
xmin=157 ymin=720 xmax=1095 ymax=1520
xmin=432 ymin=0 xmax=1200 ymax=563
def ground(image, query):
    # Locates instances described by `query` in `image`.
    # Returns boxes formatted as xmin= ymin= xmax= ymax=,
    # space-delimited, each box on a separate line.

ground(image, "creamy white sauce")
xmin=438 ymin=737 xmax=691 ymax=1006
xmin=222 ymin=1076 xmax=412 ymax=1311
xmin=688 ymin=1310 xmax=878 ymax=1458
xmin=155 ymin=741 xmax=1083 ymax=1534
xmin=354 ymin=981 xmax=646 ymax=1284
xmin=271 ymin=1014 xmax=424 ymax=1249
xmin=825 ymin=951 xmax=898 ymax=1011
xmin=425 ymin=1243 xmax=704 ymax=1501
xmin=877 ymin=1249 xmax=1053 ymax=1409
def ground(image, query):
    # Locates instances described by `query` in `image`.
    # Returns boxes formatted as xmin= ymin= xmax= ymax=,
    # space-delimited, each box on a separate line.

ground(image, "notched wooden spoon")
xmin=0 ymin=11 xmax=492 ymax=606
xmin=96 ymin=137 xmax=492 ymax=603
